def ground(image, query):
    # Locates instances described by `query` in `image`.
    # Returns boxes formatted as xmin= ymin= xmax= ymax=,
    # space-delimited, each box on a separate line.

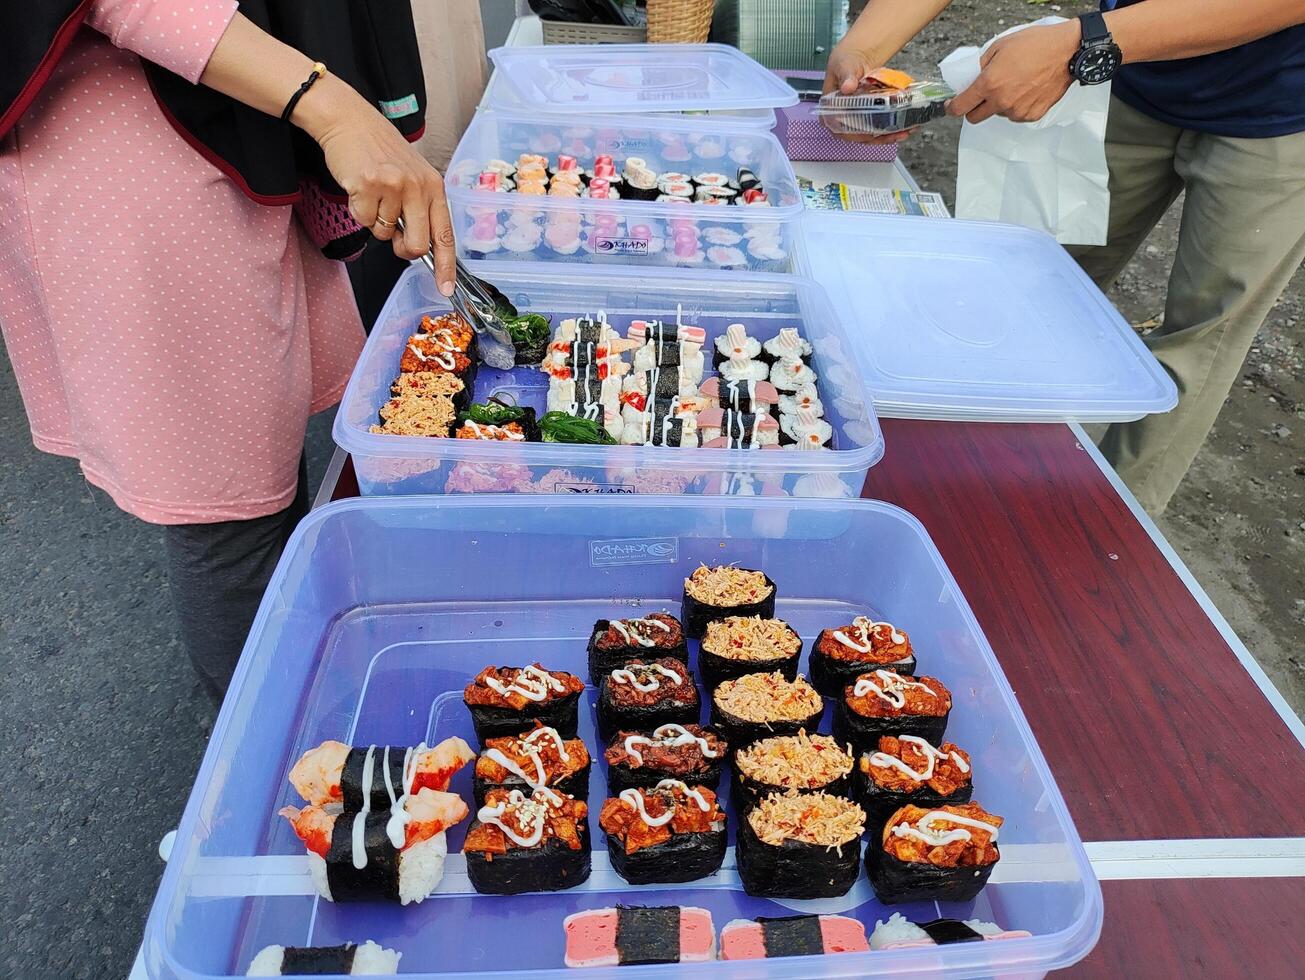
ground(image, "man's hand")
xmin=947 ymin=20 xmax=1081 ymax=124
xmin=821 ymin=43 xmax=918 ymax=145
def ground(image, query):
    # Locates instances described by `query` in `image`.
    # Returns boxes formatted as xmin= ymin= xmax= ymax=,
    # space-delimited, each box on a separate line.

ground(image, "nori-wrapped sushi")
xmin=736 ymin=792 xmax=865 ymax=899
xmin=596 ymin=658 xmax=699 ymax=743
xmin=604 ymin=724 xmax=728 ymax=794
xmin=453 ymin=402 xmax=542 ymax=443
xmin=565 ymin=906 xmax=717 ymax=967
xmin=472 ymin=725 xmax=591 ymax=809
xmin=858 ymin=735 xmax=973 ymax=835
xmin=246 ymin=940 xmax=401 ymax=975
xmin=732 ymin=730 xmax=854 ymax=810
xmin=720 ymin=915 xmax=869 ymax=960
xmin=462 ymin=787 xmax=591 ymax=895
xmin=832 ymin=670 xmax=951 ymax=755
xmin=463 ymin=664 xmax=586 ymax=744
xmin=286 ymin=737 xmax=474 ymax=810
xmin=598 ymin=780 xmax=727 ymax=885
xmin=710 ymin=672 xmax=824 ymax=751
xmin=867 ymin=802 xmax=1002 ymax=905
xmin=587 ymin=613 xmax=688 ymax=685
xmin=681 ymin=565 xmax=776 ymax=638
xmin=698 ymin=616 xmax=802 ymax=692
xmin=810 ymin=618 xmax=917 ymax=698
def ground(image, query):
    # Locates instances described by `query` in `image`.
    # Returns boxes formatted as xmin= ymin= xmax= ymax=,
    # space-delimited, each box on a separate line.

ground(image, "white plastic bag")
xmin=939 ymin=17 xmax=1111 ymax=245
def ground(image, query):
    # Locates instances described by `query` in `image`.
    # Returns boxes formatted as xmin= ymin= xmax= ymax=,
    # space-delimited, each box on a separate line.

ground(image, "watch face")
xmin=1075 ymin=44 xmax=1123 ymax=85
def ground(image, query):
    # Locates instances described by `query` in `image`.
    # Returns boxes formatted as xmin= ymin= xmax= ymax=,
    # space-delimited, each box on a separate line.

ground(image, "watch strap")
xmin=1078 ymin=10 xmax=1110 ymax=44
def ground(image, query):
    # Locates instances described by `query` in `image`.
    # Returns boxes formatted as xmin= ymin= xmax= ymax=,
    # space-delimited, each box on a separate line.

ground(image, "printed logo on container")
xmin=593 ymin=237 xmax=650 ymax=255
xmin=590 ymin=537 xmax=679 ymax=567
xmin=556 ymin=480 xmax=636 ymax=494
xmin=595 ymin=136 xmax=651 ymax=154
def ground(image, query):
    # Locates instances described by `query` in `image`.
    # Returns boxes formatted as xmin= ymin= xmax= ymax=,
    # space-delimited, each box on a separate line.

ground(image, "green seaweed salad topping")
xmin=500 ymin=312 xmax=550 ymax=349
xmin=540 ymin=411 xmax=615 ymax=445
xmin=460 ymin=401 xmax=532 ymax=427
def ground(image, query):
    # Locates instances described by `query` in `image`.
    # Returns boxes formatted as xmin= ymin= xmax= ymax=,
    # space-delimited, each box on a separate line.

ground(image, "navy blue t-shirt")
xmin=1103 ymin=0 xmax=1305 ymax=137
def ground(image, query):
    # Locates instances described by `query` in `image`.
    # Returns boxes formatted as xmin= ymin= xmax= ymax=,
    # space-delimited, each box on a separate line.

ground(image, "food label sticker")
xmin=555 ymin=480 xmax=636 ymax=494
xmin=594 ymin=136 xmax=650 ymax=154
xmin=378 ymin=94 xmax=420 ymax=119
xmin=593 ymin=237 xmax=651 ymax=255
xmin=589 ymin=536 xmax=679 ymax=567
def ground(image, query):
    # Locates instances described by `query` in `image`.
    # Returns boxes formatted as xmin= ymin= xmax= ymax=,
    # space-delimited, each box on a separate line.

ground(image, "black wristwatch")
xmin=1069 ymin=11 xmax=1123 ymax=85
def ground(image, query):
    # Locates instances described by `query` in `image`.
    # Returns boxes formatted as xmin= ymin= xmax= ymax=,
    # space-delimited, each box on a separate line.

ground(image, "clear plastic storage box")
xmin=816 ymin=80 xmax=954 ymax=137
xmin=445 ymin=111 xmax=802 ymax=272
xmin=140 ymin=495 xmax=1102 ymax=979
xmin=334 ymin=261 xmax=883 ymax=497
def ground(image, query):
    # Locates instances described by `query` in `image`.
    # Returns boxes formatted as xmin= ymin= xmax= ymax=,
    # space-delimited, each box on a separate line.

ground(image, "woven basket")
xmin=646 ymin=0 xmax=714 ymax=42
xmin=541 ymin=20 xmax=648 ymax=44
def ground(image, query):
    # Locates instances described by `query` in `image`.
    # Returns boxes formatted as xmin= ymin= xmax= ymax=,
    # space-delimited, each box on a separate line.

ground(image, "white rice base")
xmin=870 ymin=913 xmax=1003 ymax=949
xmin=306 ymin=852 xmax=332 ymax=902
xmin=244 ymin=940 xmax=400 ymax=975
xmin=398 ymin=830 xmax=447 ymax=906
xmin=245 ymin=945 xmax=285 ymax=975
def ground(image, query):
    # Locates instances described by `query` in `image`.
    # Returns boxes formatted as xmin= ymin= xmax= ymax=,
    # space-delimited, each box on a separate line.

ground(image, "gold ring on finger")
xmin=374 ymin=214 xmax=397 ymax=229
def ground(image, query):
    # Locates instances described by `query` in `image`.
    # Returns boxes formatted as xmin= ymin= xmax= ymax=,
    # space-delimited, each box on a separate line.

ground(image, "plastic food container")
xmin=816 ymin=80 xmax=953 ymax=137
xmin=334 ymin=261 xmax=882 ymax=497
xmin=139 ymin=495 xmax=1103 ymax=979
xmin=445 ymin=111 xmax=802 ymax=272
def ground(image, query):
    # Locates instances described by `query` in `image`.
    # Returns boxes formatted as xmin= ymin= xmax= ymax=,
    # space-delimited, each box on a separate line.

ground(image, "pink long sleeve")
xmin=87 ymin=0 xmax=239 ymax=83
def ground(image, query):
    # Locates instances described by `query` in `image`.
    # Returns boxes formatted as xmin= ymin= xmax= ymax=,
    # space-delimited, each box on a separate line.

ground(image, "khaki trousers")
xmin=1071 ymin=97 xmax=1305 ymax=513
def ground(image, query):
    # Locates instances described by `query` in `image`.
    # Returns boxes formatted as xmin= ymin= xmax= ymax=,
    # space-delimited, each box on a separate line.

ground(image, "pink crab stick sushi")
xmin=564 ymin=906 xmax=716 ymax=967
xmin=720 ymin=914 xmax=868 ymax=960
xmin=699 ymin=376 xmax=779 ymax=414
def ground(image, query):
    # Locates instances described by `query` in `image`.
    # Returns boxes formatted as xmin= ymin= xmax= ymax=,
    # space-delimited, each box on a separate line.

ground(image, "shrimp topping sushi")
xmin=287 ymin=737 xmax=474 ymax=810
xmin=811 ymin=617 xmax=915 ymax=696
xmin=599 ymin=780 xmax=727 ymax=885
xmin=835 ymin=670 xmax=952 ymax=753
xmin=473 ymin=724 xmax=590 ymax=808
xmin=868 ymin=802 xmax=1003 ymax=905
xmin=462 ymin=787 xmax=591 ymax=894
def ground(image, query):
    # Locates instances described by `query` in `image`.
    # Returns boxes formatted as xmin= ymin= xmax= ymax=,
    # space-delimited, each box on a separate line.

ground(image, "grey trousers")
xmin=162 ymin=455 xmax=309 ymax=702
xmin=1071 ymin=97 xmax=1305 ymax=514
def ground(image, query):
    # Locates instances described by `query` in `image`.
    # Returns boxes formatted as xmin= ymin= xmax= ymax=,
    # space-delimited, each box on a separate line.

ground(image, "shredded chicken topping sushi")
xmin=684 ymin=565 xmax=773 ymax=605
xmin=735 ymin=730 xmax=853 ymax=789
xmin=370 ymin=394 xmax=457 ymax=436
xmin=702 ymin=616 xmax=801 ymax=661
xmin=881 ymin=802 xmax=1002 ymax=867
xmin=748 ymin=791 xmax=866 ymax=848
xmin=391 ymin=371 xmax=465 ymax=400
xmin=714 ymin=672 xmax=822 ymax=722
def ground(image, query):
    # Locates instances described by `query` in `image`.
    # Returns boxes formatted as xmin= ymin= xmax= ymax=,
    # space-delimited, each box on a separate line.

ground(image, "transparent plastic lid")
xmin=487 ymin=43 xmax=799 ymax=114
xmin=816 ymin=80 xmax=953 ymax=137
xmin=797 ymin=212 xmax=1179 ymax=422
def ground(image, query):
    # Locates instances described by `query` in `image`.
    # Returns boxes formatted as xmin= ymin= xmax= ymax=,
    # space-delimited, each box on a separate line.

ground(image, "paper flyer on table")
xmin=940 ymin=17 xmax=1111 ymax=245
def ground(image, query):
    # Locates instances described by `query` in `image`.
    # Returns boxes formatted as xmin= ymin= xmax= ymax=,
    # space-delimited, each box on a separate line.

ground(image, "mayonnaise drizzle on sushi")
xmin=609 ymin=617 xmax=672 ymax=647
xmin=610 ymin=663 xmax=683 ymax=692
xmin=834 ymin=617 xmax=907 ymax=653
xmin=618 ymin=780 xmax=710 ymax=825
xmin=623 ymin=724 xmax=719 ymax=766
xmin=351 ymin=747 xmax=378 ymax=869
xmin=891 ymin=810 xmax=999 ymax=846
xmin=407 ymin=344 xmax=457 ymax=371
xmin=463 ymin=420 xmax=526 ymax=441
xmin=477 ymin=787 xmax=564 ymax=847
xmin=868 ymin=736 xmax=969 ymax=782
xmin=383 ymin=742 xmax=426 ymax=848
xmin=484 ymin=727 xmax=572 ymax=790
xmin=522 ymin=726 xmax=571 ymax=762
xmin=486 ymin=665 xmax=567 ymax=702
xmin=853 ymin=670 xmax=936 ymax=709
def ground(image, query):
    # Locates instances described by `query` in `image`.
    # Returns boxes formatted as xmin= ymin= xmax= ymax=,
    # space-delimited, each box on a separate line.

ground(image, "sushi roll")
xmin=390 ymin=368 xmax=470 ymax=412
xmin=736 ymin=791 xmax=865 ymax=898
xmin=621 ymin=157 xmax=660 ymax=201
xmin=627 ymin=317 xmax=707 ymax=348
xmin=631 ymin=338 xmax=705 ymax=379
xmin=587 ymin=613 xmax=688 ymax=685
xmin=698 ymin=616 xmax=801 ymax=690
xmin=246 ymin=940 xmax=400 ymax=975
xmin=867 ymin=802 xmax=1003 ymax=904
xmin=565 ymin=906 xmax=716 ymax=967
xmin=697 ymin=186 xmax=738 ymax=205
xmin=287 ymin=737 xmax=474 ymax=810
xmin=810 ymin=617 xmax=916 ymax=697
xmin=696 ymin=409 xmax=780 ymax=449
xmin=597 ymin=658 xmax=699 ymax=742
xmin=700 ymin=376 xmax=780 ymax=415
xmin=736 ymin=167 xmax=761 ymax=192
xmin=720 ymin=351 xmax=770 ymax=385
xmin=770 ymin=355 xmax=818 ymax=393
xmin=598 ymin=779 xmax=727 ymax=885
xmin=473 ymin=724 xmax=591 ymax=809
xmin=279 ymin=787 xmax=468 ymax=905
xmin=779 ymin=409 xmax=833 ymax=450
xmin=859 ymin=735 xmax=973 ymax=835
xmin=733 ymin=729 xmax=854 ymax=810
xmin=693 ymin=172 xmax=731 ymax=188
xmin=760 ymin=327 xmax=813 ymax=367
xmin=462 ymin=787 xmax=591 ymax=895
xmin=453 ymin=414 xmax=538 ymax=443
xmin=712 ymin=323 xmax=762 ymax=369
xmin=777 ymin=383 xmax=823 ymax=419
xmin=369 ymin=393 xmax=456 ymax=437
xmin=619 ymin=407 xmax=700 ymax=448
xmin=710 ymin=672 xmax=824 ymax=751
xmin=833 ymin=670 xmax=952 ymax=755
xmin=869 ymin=913 xmax=1031 ymax=950
xmin=720 ymin=915 xmax=868 ymax=960
xmin=658 ymin=178 xmax=695 ymax=199
xmin=463 ymin=664 xmax=586 ymax=743
xmin=706 ymin=245 xmax=746 ymax=268
xmin=681 ymin=564 xmax=776 ymax=638
xmin=604 ymin=723 xmax=728 ymax=794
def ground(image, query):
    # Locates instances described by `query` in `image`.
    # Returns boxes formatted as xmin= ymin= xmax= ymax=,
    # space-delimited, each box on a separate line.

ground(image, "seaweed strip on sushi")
xmin=733 ymin=730 xmax=854 ymax=810
xmin=463 ymin=664 xmax=586 ymax=743
xmin=596 ymin=658 xmax=699 ymax=742
xmin=598 ymin=779 xmax=727 ymax=885
xmin=605 ymin=724 xmax=728 ymax=794
xmin=681 ymin=564 xmax=776 ymax=638
xmin=565 ymin=906 xmax=717 ymax=967
xmin=245 ymin=941 xmax=400 ymax=976
xmin=473 ymin=724 xmax=591 ymax=809
xmin=720 ymin=915 xmax=869 ymax=960
xmin=867 ymin=802 xmax=1003 ymax=905
xmin=698 ymin=616 xmax=801 ymax=691
xmin=278 ymin=787 xmax=468 ymax=905
xmin=736 ymin=791 xmax=866 ymax=899
xmin=858 ymin=735 xmax=973 ymax=835
xmin=587 ymin=613 xmax=687 ymax=685
xmin=710 ymin=672 xmax=823 ymax=751
xmin=810 ymin=617 xmax=916 ymax=698
xmin=833 ymin=670 xmax=951 ymax=755
xmin=287 ymin=736 xmax=474 ymax=810
xmin=869 ymin=913 xmax=1032 ymax=950
xmin=700 ymin=376 xmax=780 ymax=415
xmin=463 ymin=787 xmax=591 ymax=895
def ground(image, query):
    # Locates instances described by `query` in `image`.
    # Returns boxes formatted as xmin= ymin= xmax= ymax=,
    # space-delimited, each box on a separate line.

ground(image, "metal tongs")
xmin=398 ymin=219 xmax=517 ymax=370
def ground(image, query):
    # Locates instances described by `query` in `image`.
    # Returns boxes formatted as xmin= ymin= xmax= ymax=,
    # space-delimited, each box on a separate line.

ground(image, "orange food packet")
xmin=866 ymin=67 xmax=914 ymax=90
